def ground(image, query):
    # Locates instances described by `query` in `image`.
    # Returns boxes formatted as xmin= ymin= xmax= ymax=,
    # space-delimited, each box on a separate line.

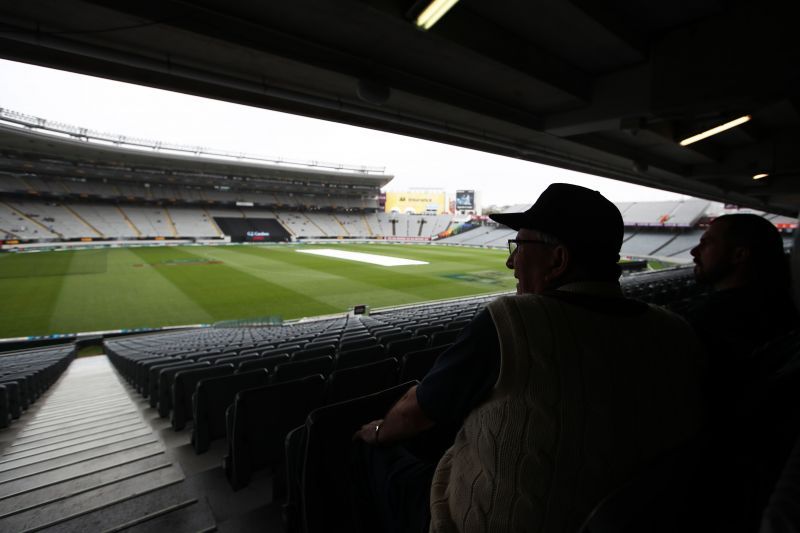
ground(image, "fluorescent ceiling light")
xmin=416 ymin=0 xmax=460 ymax=30
xmin=752 ymin=173 xmax=769 ymax=180
xmin=679 ymin=115 xmax=751 ymax=146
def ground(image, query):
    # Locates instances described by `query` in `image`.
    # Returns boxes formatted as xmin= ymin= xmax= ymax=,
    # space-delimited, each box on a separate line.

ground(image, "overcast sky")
xmin=0 ymin=58 xmax=687 ymax=207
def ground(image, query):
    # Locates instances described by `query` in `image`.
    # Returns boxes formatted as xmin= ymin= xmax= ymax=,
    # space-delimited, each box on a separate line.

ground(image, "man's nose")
xmin=506 ymin=250 xmax=515 ymax=270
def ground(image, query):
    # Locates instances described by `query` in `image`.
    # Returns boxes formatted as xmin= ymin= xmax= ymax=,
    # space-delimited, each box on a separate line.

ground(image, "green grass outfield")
xmin=0 ymin=243 xmax=515 ymax=339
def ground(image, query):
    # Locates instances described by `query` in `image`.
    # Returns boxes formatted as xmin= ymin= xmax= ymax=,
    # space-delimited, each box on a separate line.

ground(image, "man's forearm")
xmin=354 ymin=385 xmax=434 ymax=445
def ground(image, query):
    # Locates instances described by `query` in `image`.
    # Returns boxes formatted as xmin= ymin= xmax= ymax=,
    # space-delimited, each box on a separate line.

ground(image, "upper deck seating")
xmin=621 ymin=232 xmax=675 ymax=257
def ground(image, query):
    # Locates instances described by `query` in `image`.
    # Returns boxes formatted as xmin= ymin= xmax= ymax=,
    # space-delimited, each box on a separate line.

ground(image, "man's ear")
xmin=732 ymin=245 xmax=750 ymax=265
xmin=549 ymin=244 xmax=570 ymax=278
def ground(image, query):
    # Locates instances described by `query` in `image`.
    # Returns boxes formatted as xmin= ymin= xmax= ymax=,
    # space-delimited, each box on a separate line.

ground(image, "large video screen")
xmin=456 ymin=190 xmax=475 ymax=210
xmin=213 ymin=217 xmax=291 ymax=242
xmin=384 ymin=191 xmax=446 ymax=214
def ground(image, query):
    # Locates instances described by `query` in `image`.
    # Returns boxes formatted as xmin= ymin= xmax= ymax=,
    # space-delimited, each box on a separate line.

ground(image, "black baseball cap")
xmin=489 ymin=183 xmax=623 ymax=264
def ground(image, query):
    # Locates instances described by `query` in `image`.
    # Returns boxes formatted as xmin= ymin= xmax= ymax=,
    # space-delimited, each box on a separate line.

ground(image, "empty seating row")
xmin=622 ymin=266 xmax=702 ymax=305
xmin=0 ymin=343 xmax=75 ymax=429
xmin=105 ymin=309 xmax=484 ymax=492
xmin=103 ymin=268 xmax=699 ymax=497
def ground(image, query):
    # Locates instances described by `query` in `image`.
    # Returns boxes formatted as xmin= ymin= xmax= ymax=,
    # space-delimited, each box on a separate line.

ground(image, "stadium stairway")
xmin=0 ymin=355 xmax=285 ymax=532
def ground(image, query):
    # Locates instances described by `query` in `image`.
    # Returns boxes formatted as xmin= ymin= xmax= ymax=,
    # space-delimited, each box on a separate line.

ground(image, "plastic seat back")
xmin=334 ymin=345 xmax=385 ymax=371
xmin=191 ymin=369 xmax=269 ymax=454
xmin=225 ymin=374 xmax=325 ymax=489
xmin=399 ymin=345 xmax=448 ymax=383
xmin=302 ymin=382 xmax=417 ymax=533
xmin=323 ymin=358 xmax=399 ymax=405
xmin=171 ymin=364 xmax=234 ymax=430
xmin=386 ymin=335 xmax=429 ymax=359
xmin=272 ymin=356 xmax=333 ymax=383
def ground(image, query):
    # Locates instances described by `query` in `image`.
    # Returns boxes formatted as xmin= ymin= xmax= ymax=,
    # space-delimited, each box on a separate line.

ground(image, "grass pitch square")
xmin=0 ymin=244 xmax=515 ymax=339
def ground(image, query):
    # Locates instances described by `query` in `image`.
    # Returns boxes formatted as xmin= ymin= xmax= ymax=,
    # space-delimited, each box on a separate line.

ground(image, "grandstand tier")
xmin=2 ymin=193 xmax=793 ymax=265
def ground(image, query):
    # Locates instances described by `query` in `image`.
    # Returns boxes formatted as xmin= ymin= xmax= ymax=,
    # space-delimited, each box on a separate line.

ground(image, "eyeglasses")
xmin=507 ymin=239 xmax=553 ymax=255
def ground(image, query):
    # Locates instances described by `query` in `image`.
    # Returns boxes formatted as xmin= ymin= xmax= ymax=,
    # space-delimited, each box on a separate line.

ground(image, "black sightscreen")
xmin=213 ymin=217 xmax=291 ymax=243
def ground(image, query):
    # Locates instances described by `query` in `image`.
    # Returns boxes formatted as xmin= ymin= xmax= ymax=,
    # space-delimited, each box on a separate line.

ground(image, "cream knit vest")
xmin=429 ymin=293 xmax=704 ymax=533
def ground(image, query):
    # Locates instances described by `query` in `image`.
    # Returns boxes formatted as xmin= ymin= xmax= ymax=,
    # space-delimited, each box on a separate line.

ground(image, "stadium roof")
xmin=0 ymin=1 xmax=798 ymax=214
xmin=0 ymin=110 xmax=393 ymax=192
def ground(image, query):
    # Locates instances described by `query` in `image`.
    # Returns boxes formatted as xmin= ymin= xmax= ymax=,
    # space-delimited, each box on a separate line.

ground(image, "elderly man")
xmin=354 ymin=183 xmax=705 ymax=533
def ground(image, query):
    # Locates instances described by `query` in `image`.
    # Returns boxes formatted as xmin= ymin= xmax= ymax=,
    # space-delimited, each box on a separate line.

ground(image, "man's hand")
xmin=353 ymin=419 xmax=384 ymax=445
xmin=351 ymin=385 xmax=434 ymax=447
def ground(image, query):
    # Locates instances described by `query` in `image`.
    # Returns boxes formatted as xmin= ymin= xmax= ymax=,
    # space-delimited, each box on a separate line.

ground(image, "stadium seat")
xmin=446 ymin=319 xmax=471 ymax=330
xmin=414 ymin=324 xmax=443 ymax=337
xmin=430 ymin=329 xmax=460 ymax=347
xmin=340 ymin=330 xmax=371 ymax=341
xmin=146 ymin=359 xmax=186 ymax=404
xmin=0 ymin=385 xmax=8 ymax=429
xmin=334 ymin=345 xmax=385 ymax=371
xmin=171 ymin=364 xmax=235 ymax=431
xmin=225 ymin=373 xmax=325 ymax=490
xmin=240 ymin=345 xmax=274 ymax=356
xmin=13 ymin=373 xmax=36 ymax=407
xmin=371 ymin=325 xmax=401 ymax=336
xmin=761 ymin=432 xmax=800 ymax=533
xmin=191 ymin=369 xmax=270 ymax=454
xmin=272 ymin=356 xmax=334 ymax=383
xmin=277 ymin=343 xmax=304 ymax=353
xmin=158 ymin=362 xmax=211 ymax=417
xmin=214 ymin=353 xmax=263 ymax=369
xmin=339 ymin=337 xmax=378 ymax=352
xmin=368 ymin=325 xmax=396 ymax=336
xmin=304 ymin=339 xmax=340 ymax=351
xmin=399 ymin=345 xmax=449 ymax=383
xmin=291 ymin=345 xmax=336 ymax=362
xmin=194 ymin=351 xmax=237 ymax=364
xmin=237 ymin=353 xmax=290 ymax=373
xmin=0 ymin=380 xmax=21 ymax=419
xmin=578 ymin=439 xmax=705 ymax=533
xmin=386 ymin=335 xmax=429 ymax=359
xmin=283 ymin=424 xmax=307 ymax=532
xmin=133 ymin=356 xmax=174 ymax=393
xmin=376 ymin=330 xmax=412 ymax=345
xmin=301 ymin=382 xmax=417 ymax=533
xmin=315 ymin=332 xmax=341 ymax=341
xmin=323 ymin=357 xmax=399 ymax=405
